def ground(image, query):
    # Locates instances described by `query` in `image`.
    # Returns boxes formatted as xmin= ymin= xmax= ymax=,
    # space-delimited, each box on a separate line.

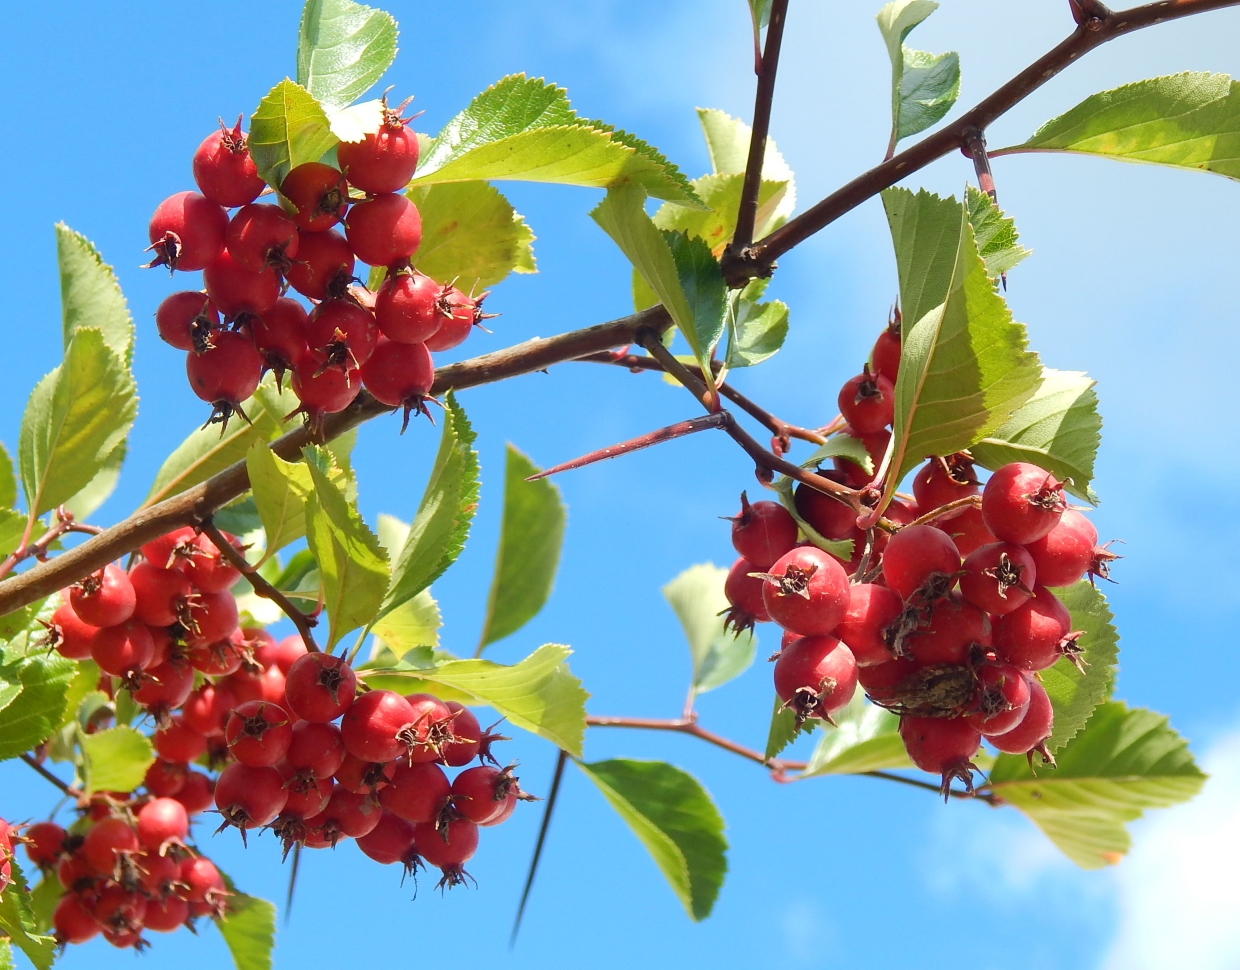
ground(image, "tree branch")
xmin=0 ymin=508 xmax=103 ymax=581
xmin=20 ymin=753 xmax=83 ymax=801
xmin=0 ymin=307 xmax=673 ymax=619
xmin=725 ymin=0 xmax=1240 ymax=282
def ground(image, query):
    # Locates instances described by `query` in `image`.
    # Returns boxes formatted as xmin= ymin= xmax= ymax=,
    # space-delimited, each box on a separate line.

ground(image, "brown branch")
xmin=0 ymin=508 xmax=104 ymax=581
xmin=199 ymin=521 xmax=320 ymax=653
xmin=730 ymin=0 xmax=790 ymax=255
xmin=0 ymin=307 xmax=673 ymax=619
xmin=527 ymin=413 xmax=729 ymax=480
xmin=20 ymin=752 xmax=83 ymax=800
xmin=727 ymin=0 xmax=1240 ymax=282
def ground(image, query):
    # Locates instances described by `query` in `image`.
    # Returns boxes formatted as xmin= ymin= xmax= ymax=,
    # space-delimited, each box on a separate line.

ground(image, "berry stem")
xmin=510 ymin=748 xmax=568 ymax=947
xmin=526 ymin=413 xmax=730 ymax=481
xmin=962 ymin=129 xmax=997 ymax=201
xmin=19 ymin=752 xmax=83 ymax=800
xmin=200 ymin=520 xmax=320 ymax=653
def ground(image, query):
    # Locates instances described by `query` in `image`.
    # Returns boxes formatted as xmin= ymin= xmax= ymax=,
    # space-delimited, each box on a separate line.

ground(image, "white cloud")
xmin=1099 ymin=728 xmax=1240 ymax=970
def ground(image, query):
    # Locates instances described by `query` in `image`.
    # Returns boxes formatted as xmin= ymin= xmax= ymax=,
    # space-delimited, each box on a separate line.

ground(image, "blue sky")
xmin=2 ymin=1 xmax=1240 ymax=967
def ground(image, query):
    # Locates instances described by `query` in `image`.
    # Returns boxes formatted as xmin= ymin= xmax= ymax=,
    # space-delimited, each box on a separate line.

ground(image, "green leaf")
xmin=987 ymin=702 xmax=1206 ymax=868
xmin=764 ymin=695 xmax=814 ymax=760
xmin=1036 ymin=582 xmax=1119 ymax=755
xmin=0 ymin=654 xmax=75 ymax=761
xmin=414 ymin=75 xmax=698 ymax=204
xmin=63 ymin=440 xmax=125 ymax=520
xmin=882 ymin=189 xmax=1041 ymax=495
xmin=18 ymin=328 xmax=137 ymax=518
xmin=877 ymin=1 xmax=960 ymax=150
xmin=477 ymin=445 xmax=566 ymax=652
xmin=378 ymin=392 xmax=479 ymax=621
xmin=652 ymin=173 xmax=791 ymax=255
xmin=800 ymin=434 xmax=874 ymax=475
xmin=372 ymin=588 xmax=441 ymax=656
xmin=305 ymin=457 xmax=389 ymax=648
xmin=0 ymin=856 xmax=56 ymax=970
xmin=577 ymin=759 xmax=726 ymax=921
xmin=81 ymin=725 xmax=155 ymax=796
xmin=405 ymin=181 xmax=536 ymax=291
xmin=798 ymin=693 xmax=912 ymax=777
xmin=0 ymin=938 xmax=11 ymax=970
xmin=0 ymin=509 xmax=30 ymax=560
xmin=691 ymin=109 xmax=797 ymax=229
xmin=724 ymin=287 xmax=789 ymax=370
xmin=996 ymin=72 xmax=1240 ymax=181
xmin=662 ymin=563 xmax=755 ymax=695
xmin=969 ymin=368 xmax=1102 ymax=504
xmin=297 ymin=0 xmax=397 ymax=113
xmin=0 ymin=443 xmax=15 ymax=509
xmin=770 ymin=476 xmax=855 ymax=562
xmin=216 ymin=891 xmax=277 ymax=970
xmin=965 ymin=186 xmax=1030 ymax=278
xmin=144 ymin=377 xmax=292 ymax=507
xmin=28 ymin=877 xmax=61 ymax=935
xmin=55 ymin=223 xmax=133 ymax=366
xmin=249 ymin=78 xmax=338 ymax=191
xmin=883 ymin=186 xmax=962 ymax=331
xmin=246 ymin=442 xmax=351 ymax=561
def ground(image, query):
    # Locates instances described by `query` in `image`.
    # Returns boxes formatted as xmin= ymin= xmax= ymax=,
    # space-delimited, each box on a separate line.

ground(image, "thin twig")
xmin=0 ymin=508 xmax=104 ymax=581
xmin=730 ymin=0 xmax=790 ymax=256
xmin=511 ymin=749 xmax=568 ymax=948
xmin=962 ymin=129 xmax=997 ymax=201
xmin=20 ymin=753 xmax=83 ymax=800
xmin=526 ymin=413 xmax=729 ymax=480
xmin=200 ymin=521 xmax=320 ymax=653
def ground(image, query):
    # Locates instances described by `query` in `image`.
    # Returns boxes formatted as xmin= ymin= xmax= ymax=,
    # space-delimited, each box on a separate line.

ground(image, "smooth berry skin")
xmin=959 ymin=542 xmax=1037 ymax=616
xmin=23 ymin=821 xmax=66 ymax=868
xmin=730 ymin=493 xmax=799 ymax=571
xmin=333 ymin=753 xmax=396 ymax=794
xmin=761 ymin=545 xmax=850 ymax=636
xmin=135 ymin=798 xmax=189 ymax=852
xmin=215 ymin=763 xmax=289 ymax=829
xmin=988 ymin=677 xmax=1054 ymax=752
xmin=414 ymin=817 xmax=479 ymax=870
xmin=129 ymin=561 xmax=192 ymax=627
xmin=131 ymin=661 xmax=195 ymax=710
xmin=965 ymin=665 xmax=1032 ymax=735
xmin=440 ymin=703 xmax=483 ymax=766
xmin=378 ymin=761 xmax=452 ymax=823
xmin=838 ymin=369 xmax=895 ymax=434
xmin=307 ymin=299 xmax=379 ymax=365
xmin=284 ymin=652 xmax=357 ymax=723
xmin=225 ymin=700 xmax=293 ymax=767
xmin=286 ymin=229 xmax=355 ymax=301
xmin=937 ymin=505 xmax=995 ymax=558
xmin=899 ymin=716 xmax=981 ymax=777
xmin=180 ymin=856 xmax=226 ymax=904
xmin=724 ymin=557 xmax=771 ymax=624
xmin=193 ymin=125 xmax=265 ymax=207
xmin=992 ymin=586 xmax=1072 ymax=671
xmin=908 ymin=595 xmax=990 ymax=667
xmin=375 ymin=272 xmax=447 ymax=343
xmin=341 ymin=690 xmax=415 ymax=763
xmin=360 ymin=337 xmax=434 ymax=409
xmin=187 ymin=638 xmax=245 ymax=678
xmin=773 ymin=635 xmax=858 ymax=719
xmin=155 ymin=291 xmax=218 ymax=351
xmin=90 ymin=620 xmax=154 ymax=676
xmin=345 ymin=193 xmax=423 ymax=267
xmin=256 ymin=634 xmax=309 ymax=674
xmin=50 ymin=600 xmax=99 ymax=660
xmin=912 ymin=457 xmax=979 ymax=511
xmin=71 ymin=563 xmax=136 ymax=627
xmin=147 ymin=191 xmax=228 ymax=272
xmin=1024 ymin=509 xmax=1098 ymax=588
xmin=153 ymin=717 xmax=208 ymax=763
xmin=183 ymin=588 xmax=241 ymax=648
xmin=203 ymin=250 xmax=282 ymax=318
xmin=173 ymin=771 xmax=216 ymax=815
xmin=291 ymin=356 xmax=362 ymax=418
xmin=356 ymin=811 xmax=417 ymax=865
xmin=312 ymin=787 xmax=383 ymax=839
xmin=337 ymin=121 xmax=420 ymax=194
xmin=82 ymin=817 xmax=139 ymax=876
xmin=285 ymin=721 xmax=346 ymax=780
xmin=54 ymin=893 xmax=101 ymax=944
xmin=794 ymin=478 xmax=856 ymax=541
xmin=981 ymin=462 xmax=1068 ymax=545
xmin=179 ymin=682 xmax=234 ymax=738
xmin=144 ymin=894 xmax=191 ymax=934
xmin=280 ymin=162 xmax=349 ymax=231
xmin=881 ymin=525 xmax=962 ymax=602
xmin=252 ymin=297 xmax=310 ymax=372
xmin=452 ymin=765 xmax=517 ymax=824
xmin=186 ymin=330 xmax=264 ymax=407
xmin=870 ymin=324 xmax=901 ymax=384
xmin=422 ymin=287 xmax=476 ymax=352
xmin=834 ymin=583 xmax=903 ymax=666
xmin=140 ymin=526 xmax=196 ymax=571
xmin=144 ymin=760 xmax=187 ymax=797
xmin=182 ymin=531 xmax=243 ymax=593
xmin=226 ymin=203 xmax=300 ymax=272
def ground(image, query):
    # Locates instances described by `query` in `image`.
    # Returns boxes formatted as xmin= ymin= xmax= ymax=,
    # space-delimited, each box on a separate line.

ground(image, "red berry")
xmin=965 ymin=665 xmax=1032 ymax=735
xmin=82 ymin=817 xmax=139 ymax=876
xmin=307 ymin=299 xmax=379 ymax=367
xmin=280 ymin=162 xmax=349 ymax=231
xmin=402 ymin=693 xmax=455 ymax=763
xmin=333 ymin=753 xmax=396 ymax=794
xmin=193 ymin=120 xmax=266 ymax=207
xmin=907 ymin=594 xmax=990 ymax=667
xmin=153 ymin=717 xmax=208 ymax=763
xmin=144 ymin=760 xmax=187 ymax=797
xmin=186 ymin=330 xmax=263 ymax=414
xmin=285 ymin=720 xmax=346 ymax=780
xmin=422 ymin=287 xmax=478 ymax=352
xmin=870 ymin=319 xmax=901 ymax=383
xmin=992 ymin=586 xmax=1073 ymax=671
xmin=341 ymin=690 xmax=415 ymax=762
xmin=49 ymin=599 xmax=99 ymax=660
xmin=981 ymin=462 xmax=1068 ymax=544
xmin=225 ymin=700 xmax=293 ymax=767
xmin=837 ymin=367 xmax=895 ymax=434
xmin=140 ymin=526 xmax=197 ymax=571
xmin=378 ymin=761 xmax=451 ymax=823
xmin=179 ymin=856 xmax=226 ymax=904
xmin=413 ymin=817 xmax=478 ymax=886
xmin=252 ymin=297 xmax=310 ymax=380
xmin=180 ymin=683 xmax=234 ymax=738
xmin=356 ymin=811 xmax=417 ymax=865
xmin=761 ymin=546 xmax=849 ymax=636
xmin=727 ymin=492 xmax=798 ymax=569
xmin=831 ymin=427 xmax=890 ymax=488
xmin=226 ymin=203 xmax=300 ymax=273
xmin=1024 ymin=509 xmax=1098 ymax=588
xmin=183 ymin=589 xmax=240 ymax=648
xmin=360 ymin=337 xmax=434 ymax=427
xmin=146 ymin=191 xmax=228 ymax=272
xmin=912 ymin=455 xmax=979 ymax=511
xmin=91 ymin=620 xmax=155 ymax=676
xmin=309 ymin=787 xmax=383 ymax=840
xmin=173 ymin=770 xmax=215 ymax=815
xmin=255 ymin=634 xmax=309 ymax=674
xmin=284 ymin=652 xmax=357 ymax=722
xmin=937 ymin=505 xmax=995 ymax=558
xmin=286 ymin=229 xmax=356 ymax=301
xmin=899 ymin=716 xmax=980 ymax=793
xmin=155 ymin=290 xmax=218 ymax=352
xmin=280 ymin=775 xmax=334 ymax=820
xmin=773 ymin=635 xmax=858 ymax=721
xmin=203 ymin=250 xmax=282 ymax=318
xmin=881 ymin=525 xmax=961 ymax=603
xmin=722 ymin=556 xmax=770 ymax=635
xmin=215 ymin=762 xmax=289 ymax=830
xmin=439 ymin=703 xmax=482 ymax=767
xmin=958 ymin=542 xmax=1037 ymax=616
xmin=135 ymin=797 xmax=189 ymax=852
xmin=23 ymin=821 xmax=66 ymax=868
xmin=988 ymin=677 xmax=1054 ymax=760
xmin=53 ymin=892 xmax=101 ymax=944
xmin=144 ymin=894 xmax=190 ymax=933
xmin=793 ymin=478 xmax=856 ymax=541
xmin=374 ymin=271 xmax=448 ymax=343
xmin=336 ymin=105 xmax=420 ymax=194
xmin=181 ymin=530 xmax=243 ymax=593
xmin=452 ymin=765 xmax=525 ymax=824
xmin=129 ymin=561 xmax=193 ymax=627
xmin=71 ymin=563 xmax=136 ymax=627
xmin=344 ymin=193 xmax=422 ymax=267
xmin=833 ymin=583 xmax=903 ymax=666
xmin=131 ymin=661 xmax=195 ymax=711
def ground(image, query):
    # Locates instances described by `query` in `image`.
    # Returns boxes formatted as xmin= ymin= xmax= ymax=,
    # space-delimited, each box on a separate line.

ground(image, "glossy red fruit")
xmin=773 ymin=635 xmax=858 ymax=721
xmin=452 ymin=765 xmax=524 ymax=824
xmin=203 ymin=250 xmax=281 ymax=317
xmin=333 ymin=753 xmax=396 ymax=794
xmin=907 ymin=595 xmax=990 ymax=667
xmin=870 ymin=318 xmax=901 ymax=383
xmin=173 ymin=770 xmax=215 ymax=815
xmin=284 ymin=720 xmax=346 ymax=781
xmin=360 ymin=337 xmax=434 ymax=427
xmin=153 ymin=717 xmax=208 ymax=763
xmin=56 ymin=851 xmax=95 ymax=891
xmin=215 ymin=762 xmax=289 ymax=829
xmin=144 ymin=760 xmax=187 ymax=797
xmin=49 ymin=600 xmax=99 ymax=660
xmin=761 ymin=545 xmax=850 ymax=636
xmin=413 ymin=817 xmax=478 ymax=886
xmin=286 ymin=229 xmax=356 ymax=301
xmin=82 ymin=817 xmax=139 ymax=876
xmin=722 ymin=556 xmax=770 ymax=635
xmin=344 ymin=193 xmax=422 ymax=267
xmin=838 ymin=367 xmax=895 ymax=433
xmin=135 ymin=798 xmax=189 ymax=852
xmin=793 ymin=478 xmax=855 ymax=541
xmin=187 ymin=640 xmax=244 ymax=679
xmin=193 ymin=120 xmax=266 ymax=207
xmin=307 ymin=299 xmax=379 ymax=366
xmin=422 ymin=287 xmax=478 ymax=352
xmin=959 ymin=542 xmax=1037 ymax=616
xmin=156 ymin=290 xmax=218 ymax=352
xmin=131 ymin=661 xmax=195 ymax=711
xmin=341 ymin=690 xmax=415 ymax=762
xmin=336 ymin=104 xmax=420 ymax=193
xmin=727 ymin=492 xmax=798 ymax=570
xmin=899 ymin=716 xmax=981 ymax=793
xmin=179 ymin=684 xmax=232 ymax=740
xmin=402 ymin=693 xmax=455 ymax=763
xmin=255 ymin=634 xmax=308 ymax=674
xmin=856 ymin=654 xmax=919 ymax=704
xmin=284 ymin=652 xmax=357 ymax=722
xmin=252 ymin=297 xmax=310 ymax=379
xmin=71 ymin=563 xmax=136 ymax=627
xmin=965 ymin=665 xmax=1032 ymax=735
xmin=356 ymin=811 xmax=417 ymax=865
xmin=181 ymin=531 xmax=243 ymax=593
xmin=912 ymin=455 xmax=979 ymax=511
xmin=146 ymin=191 xmax=228 ymax=272
xmin=981 ymin=462 xmax=1068 ymax=545
xmin=140 ymin=526 xmax=197 ymax=571
xmin=186 ymin=330 xmax=264 ymax=409
xmin=833 ymin=583 xmax=903 ymax=666
xmin=374 ymin=271 xmax=447 ymax=343
xmin=226 ymin=203 xmax=300 ymax=273
xmin=440 ymin=703 xmax=482 ymax=767
xmin=937 ymin=505 xmax=995 ymax=558
xmin=91 ymin=620 xmax=155 ymax=676
xmin=183 ymin=589 xmax=241 ymax=648
xmin=225 ymin=700 xmax=293 ymax=767
xmin=179 ymin=856 xmax=226 ymax=904
xmin=311 ymin=787 xmax=383 ymax=839
xmin=281 ymin=162 xmax=349 ymax=231
xmin=831 ymin=427 xmax=890 ymax=488
xmin=992 ymin=586 xmax=1073 ymax=671
xmin=281 ymin=774 xmax=334 ymax=820
xmin=53 ymin=892 xmax=101 ymax=944
xmin=378 ymin=761 xmax=452 ymax=823
xmin=988 ymin=677 xmax=1054 ymax=761
xmin=24 ymin=821 xmax=66 ymax=868
xmin=144 ymin=894 xmax=190 ymax=933
xmin=881 ymin=525 xmax=961 ymax=603
xmin=1024 ymin=509 xmax=1098 ymax=588
xmin=129 ymin=562 xmax=193 ymax=627
xmin=291 ymin=355 xmax=362 ymax=421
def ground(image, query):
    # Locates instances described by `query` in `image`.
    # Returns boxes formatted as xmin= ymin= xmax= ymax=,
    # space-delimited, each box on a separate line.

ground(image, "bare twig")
xmin=0 ymin=507 xmax=104 ymax=581
xmin=200 ymin=521 xmax=320 ymax=653
xmin=511 ymin=749 xmax=568 ymax=948
xmin=20 ymin=753 xmax=83 ymax=800
xmin=527 ymin=413 xmax=729 ymax=481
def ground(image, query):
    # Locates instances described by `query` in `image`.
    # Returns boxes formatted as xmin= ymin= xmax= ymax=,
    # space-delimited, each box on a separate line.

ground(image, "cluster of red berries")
xmin=146 ymin=102 xmax=492 ymax=432
xmin=723 ymin=318 xmax=1115 ymax=793
xmin=29 ymin=524 xmax=529 ymax=950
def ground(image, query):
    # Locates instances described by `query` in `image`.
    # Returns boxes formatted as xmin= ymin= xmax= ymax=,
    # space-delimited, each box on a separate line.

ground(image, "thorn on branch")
xmin=1068 ymin=0 xmax=1112 ymax=29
